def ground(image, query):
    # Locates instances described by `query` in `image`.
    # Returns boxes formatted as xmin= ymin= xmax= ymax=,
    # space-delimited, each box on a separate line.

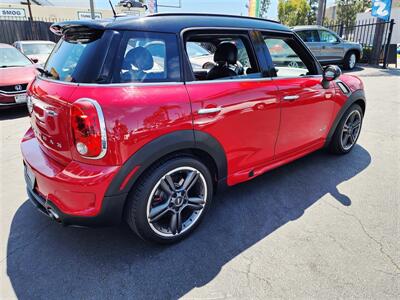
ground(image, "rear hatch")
xmin=29 ymin=24 xmax=115 ymax=165
xmin=30 ymin=79 xmax=77 ymax=165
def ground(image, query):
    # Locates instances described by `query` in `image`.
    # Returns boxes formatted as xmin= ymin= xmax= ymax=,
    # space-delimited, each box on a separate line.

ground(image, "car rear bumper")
xmin=21 ymin=127 xmax=127 ymax=227
xmin=25 ymin=184 xmax=127 ymax=227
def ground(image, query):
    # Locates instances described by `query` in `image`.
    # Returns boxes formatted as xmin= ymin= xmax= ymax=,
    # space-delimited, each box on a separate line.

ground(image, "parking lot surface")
xmin=1 ymin=66 xmax=399 ymax=299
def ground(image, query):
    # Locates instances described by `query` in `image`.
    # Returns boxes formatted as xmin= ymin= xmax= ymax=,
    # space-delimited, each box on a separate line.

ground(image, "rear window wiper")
xmin=36 ymin=66 xmax=56 ymax=78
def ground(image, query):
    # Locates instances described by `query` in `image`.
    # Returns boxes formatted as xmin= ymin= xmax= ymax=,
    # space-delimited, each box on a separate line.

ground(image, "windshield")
xmin=0 ymin=47 xmax=32 ymax=67
xmin=22 ymin=43 xmax=54 ymax=55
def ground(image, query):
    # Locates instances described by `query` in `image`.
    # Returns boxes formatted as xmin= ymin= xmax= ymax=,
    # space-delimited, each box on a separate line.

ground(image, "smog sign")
xmin=0 ymin=8 xmax=26 ymax=17
xmin=77 ymin=12 xmax=102 ymax=20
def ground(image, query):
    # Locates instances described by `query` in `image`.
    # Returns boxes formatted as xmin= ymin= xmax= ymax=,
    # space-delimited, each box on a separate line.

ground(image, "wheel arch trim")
xmin=324 ymin=89 xmax=366 ymax=147
xmin=105 ymin=130 xmax=227 ymax=197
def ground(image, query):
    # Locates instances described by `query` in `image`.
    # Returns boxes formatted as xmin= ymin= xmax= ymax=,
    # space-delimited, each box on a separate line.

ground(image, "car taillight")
xmin=70 ymin=99 xmax=107 ymax=159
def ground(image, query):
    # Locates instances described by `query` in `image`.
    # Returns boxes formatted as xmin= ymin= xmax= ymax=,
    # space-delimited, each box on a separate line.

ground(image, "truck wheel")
xmin=125 ymin=156 xmax=213 ymax=244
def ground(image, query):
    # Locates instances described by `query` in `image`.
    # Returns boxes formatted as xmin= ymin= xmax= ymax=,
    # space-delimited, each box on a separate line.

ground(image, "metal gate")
xmin=0 ymin=16 xmax=62 ymax=45
xmin=325 ymin=18 xmax=395 ymax=68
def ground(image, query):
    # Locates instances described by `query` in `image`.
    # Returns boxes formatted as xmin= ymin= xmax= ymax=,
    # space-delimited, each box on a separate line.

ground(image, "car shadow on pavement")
xmin=0 ymin=106 xmax=28 ymax=121
xmin=6 ymin=145 xmax=371 ymax=299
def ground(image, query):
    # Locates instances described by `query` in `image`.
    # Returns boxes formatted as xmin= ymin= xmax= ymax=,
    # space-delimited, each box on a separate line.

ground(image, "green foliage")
xmin=259 ymin=0 xmax=272 ymax=18
xmin=335 ymin=0 xmax=372 ymax=25
xmin=278 ymin=0 xmax=311 ymax=26
xmin=307 ymin=0 xmax=319 ymax=25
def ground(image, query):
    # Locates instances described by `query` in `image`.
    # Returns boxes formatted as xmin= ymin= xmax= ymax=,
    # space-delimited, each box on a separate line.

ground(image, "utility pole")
xmin=316 ymin=0 xmax=325 ymax=25
xmin=26 ymin=0 xmax=33 ymax=20
xmin=89 ymin=0 xmax=95 ymax=19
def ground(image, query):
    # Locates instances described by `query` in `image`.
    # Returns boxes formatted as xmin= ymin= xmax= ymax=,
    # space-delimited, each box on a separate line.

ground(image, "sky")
xmin=96 ymin=0 xmax=336 ymax=20
xmin=96 ymin=0 xmax=278 ymax=20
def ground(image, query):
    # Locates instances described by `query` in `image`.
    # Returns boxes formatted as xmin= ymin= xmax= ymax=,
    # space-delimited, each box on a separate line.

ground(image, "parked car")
xmin=13 ymin=40 xmax=56 ymax=65
xmin=118 ymin=0 xmax=147 ymax=10
xmin=22 ymin=14 xmax=366 ymax=244
xmin=0 ymin=43 xmax=37 ymax=109
xmin=293 ymin=25 xmax=363 ymax=70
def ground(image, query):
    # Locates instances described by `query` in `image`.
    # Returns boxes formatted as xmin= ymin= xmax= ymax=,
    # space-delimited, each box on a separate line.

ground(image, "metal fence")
xmin=0 ymin=16 xmax=65 ymax=44
xmin=1 ymin=15 xmax=396 ymax=67
xmin=325 ymin=18 xmax=395 ymax=67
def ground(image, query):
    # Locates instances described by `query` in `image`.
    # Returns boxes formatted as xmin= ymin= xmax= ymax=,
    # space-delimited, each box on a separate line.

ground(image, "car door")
xmin=183 ymin=29 xmax=281 ymax=185
xmin=296 ymin=30 xmax=322 ymax=59
xmin=261 ymin=32 xmax=335 ymax=158
xmin=318 ymin=30 xmax=344 ymax=62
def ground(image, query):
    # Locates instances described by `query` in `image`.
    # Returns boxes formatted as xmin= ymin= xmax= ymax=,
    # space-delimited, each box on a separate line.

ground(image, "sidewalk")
xmin=347 ymin=64 xmax=400 ymax=77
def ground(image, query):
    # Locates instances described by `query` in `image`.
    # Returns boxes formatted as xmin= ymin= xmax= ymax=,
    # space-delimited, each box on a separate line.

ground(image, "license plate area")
xmin=25 ymin=164 xmax=36 ymax=190
xmin=15 ymin=94 xmax=27 ymax=103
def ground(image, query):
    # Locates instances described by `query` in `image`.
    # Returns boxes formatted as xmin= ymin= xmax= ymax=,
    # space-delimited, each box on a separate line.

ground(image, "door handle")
xmin=198 ymin=107 xmax=222 ymax=115
xmin=283 ymin=95 xmax=299 ymax=101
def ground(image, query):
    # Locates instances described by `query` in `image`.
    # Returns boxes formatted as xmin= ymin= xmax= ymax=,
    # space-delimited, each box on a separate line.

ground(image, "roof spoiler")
xmin=50 ymin=20 xmax=109 ymax=36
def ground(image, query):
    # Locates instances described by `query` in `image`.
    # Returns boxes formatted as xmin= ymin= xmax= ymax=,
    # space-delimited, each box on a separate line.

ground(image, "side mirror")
xmin=322 ymin=65 xmax=341 ymax=88
xmin=31 ymin=58 xmax=39 ymax=64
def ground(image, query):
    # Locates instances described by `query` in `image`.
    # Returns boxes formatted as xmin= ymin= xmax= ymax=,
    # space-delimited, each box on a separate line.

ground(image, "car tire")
xmin=343 ymin=51 xmax=357 ymax=70
xmin=329 ymin=104 xmax=363 ymax=154
xmin=125 ymin=156 xmax=213 ymax=244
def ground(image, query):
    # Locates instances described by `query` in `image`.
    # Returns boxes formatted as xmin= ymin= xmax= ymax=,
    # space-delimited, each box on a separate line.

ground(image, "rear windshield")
xmin=43 ymin=30 xmax=108 ymax=83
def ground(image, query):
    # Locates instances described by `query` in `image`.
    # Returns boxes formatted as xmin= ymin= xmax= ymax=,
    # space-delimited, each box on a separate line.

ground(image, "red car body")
xmin=0 ymin=43 xmax=37 ymax=108
xmin=21 ymin=14 xmax=366 ymax=235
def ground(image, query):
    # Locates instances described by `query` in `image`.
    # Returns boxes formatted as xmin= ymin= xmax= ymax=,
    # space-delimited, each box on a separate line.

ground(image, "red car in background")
xmin=0 ymin=43 xmax=37 ymax=109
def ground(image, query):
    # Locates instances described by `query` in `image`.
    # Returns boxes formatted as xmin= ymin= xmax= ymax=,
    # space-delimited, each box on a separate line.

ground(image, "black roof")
xmin=51 ymin=13 xmax=291 ymax=35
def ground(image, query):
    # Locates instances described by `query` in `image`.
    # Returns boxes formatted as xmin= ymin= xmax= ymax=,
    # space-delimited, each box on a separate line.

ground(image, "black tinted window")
xmin=184 ymin=32 xmax=261 ymax=81
xmin=113 ymin=31 xmax=180 ymax=83
xmin=296 ymin=30 xmax=320 ymax=42
xmin=44 ymin=30 xmax=109 ymax=83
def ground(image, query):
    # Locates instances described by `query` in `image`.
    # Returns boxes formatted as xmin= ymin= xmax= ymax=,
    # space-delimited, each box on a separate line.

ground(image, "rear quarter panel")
xmin=69 ymin=83 xmax=193 ymax=166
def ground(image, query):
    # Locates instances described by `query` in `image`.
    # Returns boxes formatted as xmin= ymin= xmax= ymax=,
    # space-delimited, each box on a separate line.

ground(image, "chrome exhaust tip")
xmin=47 ymin=207 xmax=61 ymax=222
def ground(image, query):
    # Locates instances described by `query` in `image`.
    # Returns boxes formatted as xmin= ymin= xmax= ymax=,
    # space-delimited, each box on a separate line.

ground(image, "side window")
xmin=185 ymin=32 xmax=260 ymax=81
xmin=113 ymin=31 xmax=180 ymax=83
xmin=319 ymin=30 xmax=338 ymax=43
xmin=263 ymin=36 xmax=316 ymax=78
xmin=297 ymin=30 xmax=320 ymax=43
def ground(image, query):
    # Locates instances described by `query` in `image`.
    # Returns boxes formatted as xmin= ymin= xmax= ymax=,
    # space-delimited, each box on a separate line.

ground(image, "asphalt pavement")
xmin=0 ymin=66 xmax=399 ymax=299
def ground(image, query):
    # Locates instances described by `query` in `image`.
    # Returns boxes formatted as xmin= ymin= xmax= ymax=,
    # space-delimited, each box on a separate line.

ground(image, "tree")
xmin=335 ymin=0 xmax=371 ymax=25
xmin=307 ymin=0 xmax=319 ymax=24
xmin=259 ymin=0 xmax=272 ymax=18
xmin=278 ymin=0 xmax=311 ymax=26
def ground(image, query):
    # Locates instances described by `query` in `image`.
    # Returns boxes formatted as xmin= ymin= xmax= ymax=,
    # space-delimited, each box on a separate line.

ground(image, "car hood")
xmin=0 ymin=65 xmax=37 ymax=86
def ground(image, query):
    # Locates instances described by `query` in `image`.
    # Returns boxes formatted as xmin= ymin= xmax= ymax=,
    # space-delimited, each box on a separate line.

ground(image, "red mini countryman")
xmin=22 ymin=14 xmax=366 ymax=244
xmin=0 ymin=43 xmax=37 ymax=109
